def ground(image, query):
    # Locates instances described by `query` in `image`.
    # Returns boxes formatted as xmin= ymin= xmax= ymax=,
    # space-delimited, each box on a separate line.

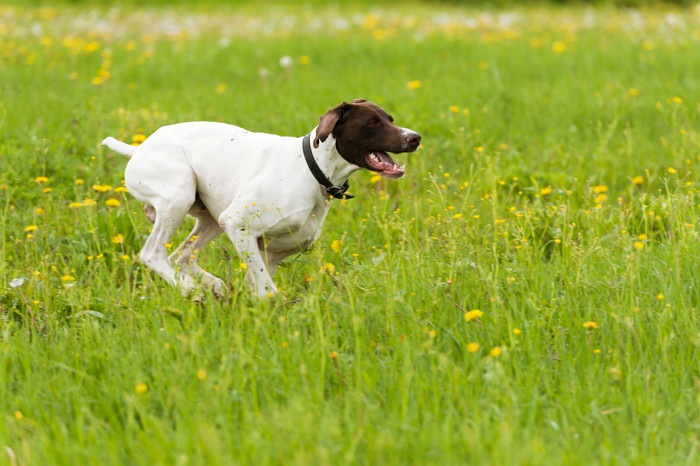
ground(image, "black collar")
xmin=302 ymin=133 xmax=354 ymax=200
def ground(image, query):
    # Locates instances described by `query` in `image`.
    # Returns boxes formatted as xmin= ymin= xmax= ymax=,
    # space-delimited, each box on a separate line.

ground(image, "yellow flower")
xmin=115 ymin=186 xmax=129 ymax=193
xmin=583 ymin=321 xmax=598 ymax=329
xmin=406 ymin=80 xmax=421 ymax=90
xmin=82 ymin=198 xmax=97 ymax=206
xmin=92 ymin=184 xmax=112 ymax=193
xmin=24 ymin=225 xmax=38 ymax=232
xmin=540 ymin=186 xmax=552 ymax=196
xmin=668 ymin=167 xmax=677 ymax=174
xmin=298 ymin=55 xmax=311 ymax=65
xmin=449 ymin=105 xmax=460 ymax=114
xmin=656 ymin=293 xmax=664 ymax=301
xmin=323 ymin=263 xmax=336 ymax=273
xmin=112 ymin=234 xmax=125 ymax=244
xmin=592 ymin=185 xmax=608 ymax=194
xmin=135 ymin=383 xmax=148 ymax=394
xmin=513 ymin=328 xmax=522 ymax=335
xmin=373 ymin=29 xmax=386 ymax=41
xmin=14 ymin=411 xmax=24 ymax=421
xmin=84 ymin=40 xmax=101 ymax=52
xmin=132 ymin=134 xmax=147 ymax=145
xmin=197 ymin=369 xmax=207 ymax=381
xmin=369 ymin=174 xmax=381 ymax=183
xmin=75 ymin=178 xmax=85 ymax=185
xmin=331 ymin=239 xmax=341 ymax=253
xmin=452 ymin=213 xmax=463 ymax=219
xmin=489 ymin=347 xmax=503 ymax=357
xmin=631 ymin=175 xmax=644 ymax=186
xmin=61 ymin=275 xmax=75 ymax=283
xmin=35 ymin=176 xmax=49 ymax=183
xmin=215 ymin=83 xmax=228 ymax=94
xmin=69 ymin=202 xmax=84 ymax=208
xmin=464 ymin=309 xmax=483 ymax=322
xmin=105 ymin=198 xmax=121 ymax=207
xmin=467 ymin=342 xmax=480 ymax=353
xmin=329 ymin=351 xmax=338 ymax=360
xmin=634 ymin=241 xmax=645 ymax=250
xmin=552 ymin=41 xmax=567 ymax=53
xmin=239 ymin=262 xmax=248 ymax=270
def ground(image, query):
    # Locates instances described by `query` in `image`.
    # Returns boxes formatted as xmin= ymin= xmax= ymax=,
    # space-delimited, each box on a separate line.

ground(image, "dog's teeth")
xmin=371 ymin=153 xmax=380 ymax=162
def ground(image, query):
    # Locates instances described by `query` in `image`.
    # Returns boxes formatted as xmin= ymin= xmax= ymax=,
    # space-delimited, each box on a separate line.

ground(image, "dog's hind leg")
xmin=139 ymin=201 xmax=197 ymax=295
xmin=170 ymin=203 xmax=225 ymax=295
xmin=125 ymin=146 xmax=199 ymax=295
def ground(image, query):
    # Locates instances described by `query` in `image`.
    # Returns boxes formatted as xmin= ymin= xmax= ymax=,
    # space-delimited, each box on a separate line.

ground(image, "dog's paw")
xmin=201 ymin=273 xmax=226 ymax=297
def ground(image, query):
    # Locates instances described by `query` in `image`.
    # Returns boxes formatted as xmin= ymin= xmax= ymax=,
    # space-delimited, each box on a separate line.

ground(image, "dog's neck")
xmin=307 ymin=127 xmax=361 ymax=187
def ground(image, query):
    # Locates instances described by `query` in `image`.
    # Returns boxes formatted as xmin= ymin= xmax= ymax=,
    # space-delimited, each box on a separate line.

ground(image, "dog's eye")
xmin=367 ymin=118 xmax=380 ymax=127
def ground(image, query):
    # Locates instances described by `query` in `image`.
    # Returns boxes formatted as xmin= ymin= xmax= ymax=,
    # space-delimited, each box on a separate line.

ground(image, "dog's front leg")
xmin=235 ymin=233 xmax=278 ymax=297
xmin=220 ymin=219 xmax=278 ymax=298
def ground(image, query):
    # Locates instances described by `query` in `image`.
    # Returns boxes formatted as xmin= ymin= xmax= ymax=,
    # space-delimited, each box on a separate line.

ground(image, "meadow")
xmin=2 ymin=1 xmax=700 ymax=464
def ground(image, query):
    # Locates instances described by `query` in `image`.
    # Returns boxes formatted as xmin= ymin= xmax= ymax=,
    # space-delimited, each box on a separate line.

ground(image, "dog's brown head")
xmin=314 ymin=99 xmax=421 ymax=179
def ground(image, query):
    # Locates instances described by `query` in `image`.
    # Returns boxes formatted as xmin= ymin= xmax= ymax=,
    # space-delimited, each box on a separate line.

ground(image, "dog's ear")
xmin=314 ymin=102 xmax=350 ymax=148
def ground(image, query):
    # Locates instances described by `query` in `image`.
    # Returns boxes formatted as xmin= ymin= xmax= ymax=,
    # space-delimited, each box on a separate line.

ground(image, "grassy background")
xmin=2 ymin=2 xmax=700 ymax=465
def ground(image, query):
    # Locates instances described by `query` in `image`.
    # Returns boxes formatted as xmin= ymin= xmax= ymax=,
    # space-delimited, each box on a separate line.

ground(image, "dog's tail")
xmin=102 ymin=137 xmax=137 ymax=158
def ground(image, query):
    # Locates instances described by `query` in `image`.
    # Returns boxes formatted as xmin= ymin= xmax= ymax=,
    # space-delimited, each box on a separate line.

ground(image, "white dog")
xmin=103 ymin=99 xmax=421 ymax=297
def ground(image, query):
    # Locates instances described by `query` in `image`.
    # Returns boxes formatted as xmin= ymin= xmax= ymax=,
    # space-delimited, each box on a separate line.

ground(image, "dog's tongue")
xmin=366 ymin=152 xmax=405 ymax=178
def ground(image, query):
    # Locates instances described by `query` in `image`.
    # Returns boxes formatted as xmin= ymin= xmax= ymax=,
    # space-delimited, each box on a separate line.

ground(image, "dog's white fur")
xmin=103 ymin=121 xmax=417 ymax=297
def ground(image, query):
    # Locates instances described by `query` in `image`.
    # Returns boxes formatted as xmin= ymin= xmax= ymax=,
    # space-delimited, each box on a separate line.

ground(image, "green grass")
xmin=2 ymin=2 xmax=700 ymax=465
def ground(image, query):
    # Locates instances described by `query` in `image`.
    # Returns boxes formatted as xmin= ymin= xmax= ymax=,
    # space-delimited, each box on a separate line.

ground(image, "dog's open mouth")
xmin=365 ymin=152 xmax=405 ymax=178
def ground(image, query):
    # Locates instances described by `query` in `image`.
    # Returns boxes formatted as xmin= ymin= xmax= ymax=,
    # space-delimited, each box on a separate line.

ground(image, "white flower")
xmin=10 ymin=278 xmax=27 ymax=288
xmin=279 ymin=55 xmax=293 ymax=68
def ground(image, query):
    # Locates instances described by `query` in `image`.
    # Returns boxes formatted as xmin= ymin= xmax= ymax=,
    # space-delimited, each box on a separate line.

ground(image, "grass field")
xmin=2 ymin=2 xmax=700 ymax=465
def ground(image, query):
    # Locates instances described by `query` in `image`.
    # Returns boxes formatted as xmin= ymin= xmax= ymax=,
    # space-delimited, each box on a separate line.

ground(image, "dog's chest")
xmin=263 ymin=200 xmax=331 ymax=254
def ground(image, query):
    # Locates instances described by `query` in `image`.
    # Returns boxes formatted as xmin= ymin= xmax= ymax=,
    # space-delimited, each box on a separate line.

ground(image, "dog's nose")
xmin=406 ymin=132 xmax=421 ymax=147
